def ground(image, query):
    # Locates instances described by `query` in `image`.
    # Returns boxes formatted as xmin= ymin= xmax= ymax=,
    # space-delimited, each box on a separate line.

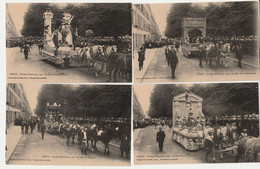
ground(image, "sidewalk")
xmin=134 ymin=48 xmax=160 ymax=83
xmin=227 ymin=52 xmax=259 ymax=68
xmin=133 ymin=128 xmax=142 ymax=144
xmin=5 ymin=126 xmax=23 ymax=163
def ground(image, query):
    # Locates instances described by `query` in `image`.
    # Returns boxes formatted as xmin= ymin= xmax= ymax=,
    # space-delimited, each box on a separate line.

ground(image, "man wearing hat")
xmin=168 ymin=46 xmax=178 ymax=79
xmin=156 ymin=127 xmax=166 ymax=152
xmin=204 ymin=129 xmax=216 ymax=162
xmin=138 ymin=47 xmax=145 ymax=71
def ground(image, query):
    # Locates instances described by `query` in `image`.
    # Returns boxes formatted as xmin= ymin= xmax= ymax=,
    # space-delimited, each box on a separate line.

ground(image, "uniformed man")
xmin=168 ymin=46 xmax=178 ymax=79
xmin=156 ymin=127 xmax=166 ymax=152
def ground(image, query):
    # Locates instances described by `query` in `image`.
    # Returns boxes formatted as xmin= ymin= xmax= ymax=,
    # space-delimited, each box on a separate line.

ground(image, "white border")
xmin=1 ymin=0 xmax=260 ymax=169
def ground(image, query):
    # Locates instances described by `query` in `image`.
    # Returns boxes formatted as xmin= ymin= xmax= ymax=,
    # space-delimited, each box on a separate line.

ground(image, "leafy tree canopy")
xmin=165 ymin=2 xmax=258 ymax=38
xmin=148 ymin=83 xmax=258 ymax=118
xmin=35 ymin=85 xmax=131 ymax=119
xmin=22 ymin=3 xmax=131 ymax=37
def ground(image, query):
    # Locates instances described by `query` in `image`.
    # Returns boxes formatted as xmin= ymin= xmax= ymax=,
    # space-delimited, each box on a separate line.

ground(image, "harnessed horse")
xmin=76 ymin=45 xmax=105 ymax=77
xmin=205 ymin=44 xmax=220 ymax=68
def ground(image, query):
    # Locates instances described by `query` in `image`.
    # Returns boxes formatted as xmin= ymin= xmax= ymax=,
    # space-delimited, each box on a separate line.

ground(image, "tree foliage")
xmin=21 ymin=3 xmax=131 ymax=37
xmin=35 ymin=85 xmax=131 ymax=119
xmin=148 ymin=83 xmax=259 ymax=118
xmin=165 ymin=2 xmax=258 ymax=38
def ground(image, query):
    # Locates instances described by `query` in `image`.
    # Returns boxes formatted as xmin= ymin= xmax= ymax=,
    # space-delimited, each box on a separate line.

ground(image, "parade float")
xmin=171 ymin=91 xmax=206 ymax=151
xmin=181 ymin=17 xmax=206 ymax=58
xmin=40 ymin=10 xmax=78 ymax=68
xmin=44 ymin=102 xmax=67 ymax=134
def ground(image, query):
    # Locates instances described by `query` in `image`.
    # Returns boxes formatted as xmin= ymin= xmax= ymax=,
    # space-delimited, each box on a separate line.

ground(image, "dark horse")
xmin=107 ymin=53 xmax=132 ymax=82
xmin=87 ymin=126 xmax=120 ymax=155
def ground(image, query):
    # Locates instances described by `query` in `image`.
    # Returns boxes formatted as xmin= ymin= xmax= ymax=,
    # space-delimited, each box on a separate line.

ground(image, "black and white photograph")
xmin=6 ymin=84 xmax=131 ymax=166
xmin=133 ymin=2 xmax=259 ymax=83
xmin=134 ymin=83 xmax=259 ymax=164
xmin=6 ymin=3 xmax=132 ymax=83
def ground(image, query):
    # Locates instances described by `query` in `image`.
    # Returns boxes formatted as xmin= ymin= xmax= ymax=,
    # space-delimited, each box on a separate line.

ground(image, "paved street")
xmin=134 ymin=46 xmax=259 ymax=83
xmin=7 ymin=130 xmax=129 ymax=166
xmin=6 ymin=46 xmax=127 ymax=83
xmin=134 ymin=125 xmax=244 ymax=164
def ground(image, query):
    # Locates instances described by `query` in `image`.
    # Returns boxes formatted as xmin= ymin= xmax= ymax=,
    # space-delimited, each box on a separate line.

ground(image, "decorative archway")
xmin=182 ymin=17 xmax=206 ymax=40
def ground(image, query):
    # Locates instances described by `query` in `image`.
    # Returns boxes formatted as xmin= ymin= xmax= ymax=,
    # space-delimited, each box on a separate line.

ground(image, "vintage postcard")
xmin=133 ymin=2 xmax=260 ymax=83
xmin=134 ymin=83 xmax=259 ymax=164
xmin=6 ymin=83 xmax=131 ymax=165
xmin=6 ymin=3 xmax=132 ymax=83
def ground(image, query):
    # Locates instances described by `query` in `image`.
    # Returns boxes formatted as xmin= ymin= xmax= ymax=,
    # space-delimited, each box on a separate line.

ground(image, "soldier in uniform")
xmin=156 ymin=127 xmax=166 ymax=152
xmin=138 ymin=47 xmax=145 ymax=71
xmin=168 ymin=46 xmax=178 ymax=79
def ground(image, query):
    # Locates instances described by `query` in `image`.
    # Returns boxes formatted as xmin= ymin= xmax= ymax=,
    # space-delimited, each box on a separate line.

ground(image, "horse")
xmin=205 ymin=44 xmax=220 ymax=68
xmin=219 ymin=43 xmax=230 ymax=68
xmin=76 ymin=45 xmax=105 ymax=77
xmin=236 ymin=136 xmax=259 ymax=162
xmin=213 ymin=124 xmax=238 ymax=160
xmin=107 ymin=53 xmax=132 ymax=82
xmin=87 ymin=124 xmax=120 ymax=155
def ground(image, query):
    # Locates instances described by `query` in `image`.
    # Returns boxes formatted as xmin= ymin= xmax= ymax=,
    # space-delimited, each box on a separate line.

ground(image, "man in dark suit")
xmin=138 ymin=47 xmax=145 ymax=71
xmin=168 ymin=46 xmax=178 ymax=79
xmin=41 ymin=121 xmax=46 ymax=140
xmin=156 ymin=127 xmax=166 ymax=152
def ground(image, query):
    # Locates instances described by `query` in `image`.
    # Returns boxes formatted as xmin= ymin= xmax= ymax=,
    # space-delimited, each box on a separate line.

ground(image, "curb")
xmin=227 ymin=57 xmax=258 ymax=68
xmin=6 ymin=134 xmax=24 ymax=163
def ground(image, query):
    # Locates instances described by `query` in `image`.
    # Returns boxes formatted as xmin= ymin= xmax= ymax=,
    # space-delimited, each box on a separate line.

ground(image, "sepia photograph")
xmin=133 ymin=1 xmax=259 ymax=83
xmin=134 ymin=83 xmax=259 ymax=164
xmin=6 ymin=3 xmax=132 ymax=83
xmin=5 ymin=84 xmax=131 ymax=166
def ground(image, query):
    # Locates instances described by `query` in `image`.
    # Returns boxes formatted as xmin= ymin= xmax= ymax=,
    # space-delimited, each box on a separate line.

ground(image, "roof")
xmin=173 ymin=92 xmax=203 ymax=102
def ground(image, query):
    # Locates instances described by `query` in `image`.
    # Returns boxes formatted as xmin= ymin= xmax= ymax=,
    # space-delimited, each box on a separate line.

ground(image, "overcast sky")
xmin=134 ymin=84 xmax=155 ymax=117
xmin=149 ymin=4 xmax=172 ymax=35
xmin=22 ymin=84 xmax=42 ymax=114
xmin=7 ymin=3 xmax=29 ymax=36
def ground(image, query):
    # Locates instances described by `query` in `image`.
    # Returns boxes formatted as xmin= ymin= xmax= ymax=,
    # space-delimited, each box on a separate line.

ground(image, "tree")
xmin=21 ymin=3 xmax=131 ymax=37
xmin=148 ymin=83 xmax=259 ymax=118
xmin=35 ymin=85 xmax=131 ymax=119
xmin=164 ymin=2 xmax=258 ymax=38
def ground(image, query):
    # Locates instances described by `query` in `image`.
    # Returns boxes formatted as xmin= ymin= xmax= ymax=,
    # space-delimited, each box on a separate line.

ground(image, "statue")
xmin=60 ymin=12 xmax=74 ymax=46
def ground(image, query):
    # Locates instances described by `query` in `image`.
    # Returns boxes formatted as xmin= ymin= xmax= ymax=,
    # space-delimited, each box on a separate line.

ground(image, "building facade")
xmin=6 ymin=84 xmax=31 ymax=129
xmin=6 ymin=5 xmax=18 ymax=40
xmin=132 ymin=4 xmax=161 ymax=49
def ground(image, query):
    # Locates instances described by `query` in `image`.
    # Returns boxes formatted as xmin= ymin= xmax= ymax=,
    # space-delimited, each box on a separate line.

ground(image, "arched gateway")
xmin=182 ymin=17 xmax=206 ymax=40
